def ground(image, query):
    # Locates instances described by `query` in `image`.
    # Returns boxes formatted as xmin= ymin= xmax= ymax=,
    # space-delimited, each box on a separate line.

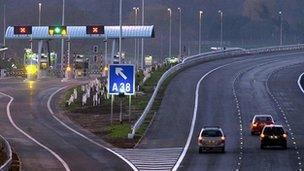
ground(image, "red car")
xmin=250 ymin=115 xmax=274 ymax=135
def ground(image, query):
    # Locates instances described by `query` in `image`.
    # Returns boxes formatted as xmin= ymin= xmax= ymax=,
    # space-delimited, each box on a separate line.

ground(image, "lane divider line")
xmin=172 ymin=61 xmax=241 ymax=171
xmin=232 ymin=71 xmax=245 ymax=171
xmin=172 ymin=53 xmax=304 ymax=170
xmin=232 ymin=57 xmax=304 ymax=170
xmin=231 ymin=58 xmax=290 ymax=170
xmin=47 ymin=87 xmax=138 ymax=171
xmin=173 ymin=54 xmax=293 ymax=170
xmin=266 ymin=64 xmax=304 ymax=171
xmin=0 ymin=92 xmax=71 ymax=171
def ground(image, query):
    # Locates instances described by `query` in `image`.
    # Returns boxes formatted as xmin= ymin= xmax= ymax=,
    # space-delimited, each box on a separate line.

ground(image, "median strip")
xmin=59 ymin=65 xmax=174 ymax=148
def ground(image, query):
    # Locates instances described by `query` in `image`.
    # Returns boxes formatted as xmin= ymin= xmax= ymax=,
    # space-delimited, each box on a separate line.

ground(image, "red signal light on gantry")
xmin=14 ymin=26 xmax=32 ymax=35
xmin=86 ymin=25 xmax=104 ymax=34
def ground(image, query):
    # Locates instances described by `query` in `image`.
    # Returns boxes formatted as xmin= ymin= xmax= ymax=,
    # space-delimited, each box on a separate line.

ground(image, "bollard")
xmin=82 ymin=94 xmax=87 ymax=106
xmin=73 ymin=89 xmax=78 ymax=99
xmin=0 ymin=69 xmax=4 ymax=79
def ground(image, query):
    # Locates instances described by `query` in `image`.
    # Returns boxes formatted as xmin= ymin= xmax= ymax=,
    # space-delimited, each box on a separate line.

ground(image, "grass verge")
xmin=59 ymin=65 xmax=177 ymax=148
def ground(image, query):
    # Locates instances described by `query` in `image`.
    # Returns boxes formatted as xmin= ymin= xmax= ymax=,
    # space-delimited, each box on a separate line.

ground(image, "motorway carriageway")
xmin=1 ymin=51 xmax=304 ymax=170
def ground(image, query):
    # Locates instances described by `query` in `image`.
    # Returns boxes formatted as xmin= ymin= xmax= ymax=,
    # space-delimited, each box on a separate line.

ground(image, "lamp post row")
xmin=2 ymin=2 xmax=285 ymax=68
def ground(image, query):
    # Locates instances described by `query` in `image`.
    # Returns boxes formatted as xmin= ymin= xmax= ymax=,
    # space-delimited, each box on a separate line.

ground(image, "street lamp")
xmin=199 ymin=11 xmax=203 ymax=54
xmin=141 ymin=0 xmax=145 ymax=69
xmin=279 ymin=11 xmax=283 ymax=45
xmin=133 ymin=7 xmax=139 ymax=66
xmin=218 ymin=10 xmax=223 ymax=47
xmin=38 ymin=3 xmax=42 ymax=26
xmin=60 ymin=0 xmax=65 ymax=72
xmin=3 ymin=2 xmax=6 ymax=53
xmin=168 ymin=8 xmax=172 ymax=59
xmin=119 ymin=0 xmax=123 ymax=64
xmin=178 ymin=7 xmax=182 ymax=58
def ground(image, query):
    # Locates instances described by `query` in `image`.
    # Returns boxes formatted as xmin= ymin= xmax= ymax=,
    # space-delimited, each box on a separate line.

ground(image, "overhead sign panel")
xmin=48 ymin=26 xmax=67 ymax=36
xmin=14 ymin=26 xmax=32 ymax=35
xmin=86 ymin=25 xmax=105 ymax=34
xmin=108 ymin=64 xmax=135 ymax=95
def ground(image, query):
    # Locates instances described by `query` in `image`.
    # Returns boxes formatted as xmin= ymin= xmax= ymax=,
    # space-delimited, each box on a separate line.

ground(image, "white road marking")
xmin=45 ymin=52 xmax=304 ymax=171
xmin=0 ymin=92 xmax=71 ymax=171
xmin=173 ymin=61 xmax=243 ymax=171
xmin=298 ymin=73 xmax=304 ymax=94
xmin=172 ymin=54 xmax=300 ymax=170
xmin=114 ymin=147 xmax=183 ymax=171
xmin=47 ymin=87 xmax=138 ymax=171
xmin=266 ymin=65 xmax=303 ymax=171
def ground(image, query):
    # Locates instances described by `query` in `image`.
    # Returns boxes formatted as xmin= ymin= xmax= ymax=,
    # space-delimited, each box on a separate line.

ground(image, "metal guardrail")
xmin=0 ymin=135 xmax=12 ymax=171
xmin=128 ymin=44 xmax=304 ymax=139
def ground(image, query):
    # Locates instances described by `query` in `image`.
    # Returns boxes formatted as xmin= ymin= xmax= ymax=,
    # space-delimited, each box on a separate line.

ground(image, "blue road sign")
xmin=108 ymin=64 xmax=135 ymax=95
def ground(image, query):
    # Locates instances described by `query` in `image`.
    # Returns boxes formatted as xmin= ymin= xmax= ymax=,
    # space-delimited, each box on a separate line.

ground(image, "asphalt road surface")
xmin=1 ymin=51 xmax=304 ymax=171
xmin=139 ymin=51 xmax=304 ymax=171
xmin=0 ymin=79 xmax=133 ymax=171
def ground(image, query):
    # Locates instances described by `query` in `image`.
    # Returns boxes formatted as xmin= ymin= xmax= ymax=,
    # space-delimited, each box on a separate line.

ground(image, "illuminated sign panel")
xmin=108 ymin=64 xmax=135 ymax=95
xmin=86 ymin=25 xmax=104 ymax=34
xmin=14 ymin=26 xmax=32 ymax=35
xmin=48 ymin=26 xmax=68 ymax=36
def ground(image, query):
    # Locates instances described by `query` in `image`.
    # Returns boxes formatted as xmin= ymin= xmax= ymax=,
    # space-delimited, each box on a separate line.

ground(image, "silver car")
xmin=197 ymin=126 xmax=225 ymax=153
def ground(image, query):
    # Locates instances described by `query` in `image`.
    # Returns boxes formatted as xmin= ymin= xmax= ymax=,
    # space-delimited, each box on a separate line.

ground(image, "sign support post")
xmin=108 ymin=64 xmax=135 ymax=125
xmin=129 ymin=95 xmax=132 ymax=122
xmin=111 ymin=95 xmax=114 ymax=124
xmin=120 ymin=98 xmax=123 ymax=124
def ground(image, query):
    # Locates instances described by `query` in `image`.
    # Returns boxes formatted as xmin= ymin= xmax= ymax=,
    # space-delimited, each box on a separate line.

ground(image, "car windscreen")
xmin=263 ymin=127 xmax=284 ymax=135
xmin=201 ymin=130 xmax=222 ymax=137
xmin=255 ymin=116 xmax=272 ymax=122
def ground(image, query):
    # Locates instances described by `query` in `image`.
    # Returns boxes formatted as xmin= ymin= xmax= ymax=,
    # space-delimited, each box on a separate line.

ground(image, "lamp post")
xmin=168 ymin=8 xmax=172 ymax=59
xmin=119 ymin=0 xmax=122 ymax=64
xmin=178 ymin=7 xmax=182 ymax=58
xmin=141 ymin=0 xmax=145 ymax=69
xmin=38 ymin=3 xmax=42 ymax=26
xmin=3 ymin=1 xmax=6 ymax=58
xmin=60 ymin=0 xmax=65 ymax=73
xmin=199 ymin=11 xmax=203 ymax=54
xmin=133 ymin=7 xmax=139 ymax=66
xmin=279 ymin=11 xmax=283 ymax=45
xmin=218 ymin=10 xmax=223 ymax=47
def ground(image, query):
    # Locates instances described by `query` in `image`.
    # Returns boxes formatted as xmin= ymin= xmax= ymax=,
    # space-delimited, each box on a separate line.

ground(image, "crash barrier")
xmin=128 ymin=44 xmax=304 ymax=138
xmin=0 ymin=134 xmax=12 ymax=171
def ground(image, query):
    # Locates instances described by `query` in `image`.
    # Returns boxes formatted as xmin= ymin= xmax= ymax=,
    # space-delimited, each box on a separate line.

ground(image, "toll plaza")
xmin=5 ymin=25 xmax=155 ymax=80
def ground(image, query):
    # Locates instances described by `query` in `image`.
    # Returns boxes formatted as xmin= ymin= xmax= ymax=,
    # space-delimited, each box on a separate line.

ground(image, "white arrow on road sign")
xmin=115 ymin=67 xmax=128 ymax=80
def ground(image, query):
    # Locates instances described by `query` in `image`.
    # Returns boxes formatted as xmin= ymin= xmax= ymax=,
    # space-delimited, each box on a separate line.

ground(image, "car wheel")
xmin=282 ymin=143 xmax=287 ymax=150
xmin=221 ymin=147 xmax=225 ymax=153
xmin=251 ymin=131 xmax=255 ymax=135
xmin=199 ymin=147 xmax=203 ymax=154
xmin=260 ymin=144 xmax=265 ymax=149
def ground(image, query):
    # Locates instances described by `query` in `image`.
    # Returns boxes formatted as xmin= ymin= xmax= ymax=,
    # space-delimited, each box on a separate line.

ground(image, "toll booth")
xmin=5 ymin=25 xmax=155 ymax=80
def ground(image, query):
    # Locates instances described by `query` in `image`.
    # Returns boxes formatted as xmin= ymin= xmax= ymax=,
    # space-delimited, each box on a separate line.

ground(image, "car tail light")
xmin=198 ymin=137 xmax=203 ymax=143
xmin=221 ymin=136 xmax=225 ymax=143
xmin=252 ymin=123 xmax=257 ymax=127
xmin=260 ymin=133 xmax=265 ymax=138
xmin=283 ymin=133 xmax=287 ymax=138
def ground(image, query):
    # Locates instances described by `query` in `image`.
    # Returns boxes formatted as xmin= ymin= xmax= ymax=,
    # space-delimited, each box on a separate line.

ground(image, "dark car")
xmin=260 ymin=125 xmax=287 ymax=149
